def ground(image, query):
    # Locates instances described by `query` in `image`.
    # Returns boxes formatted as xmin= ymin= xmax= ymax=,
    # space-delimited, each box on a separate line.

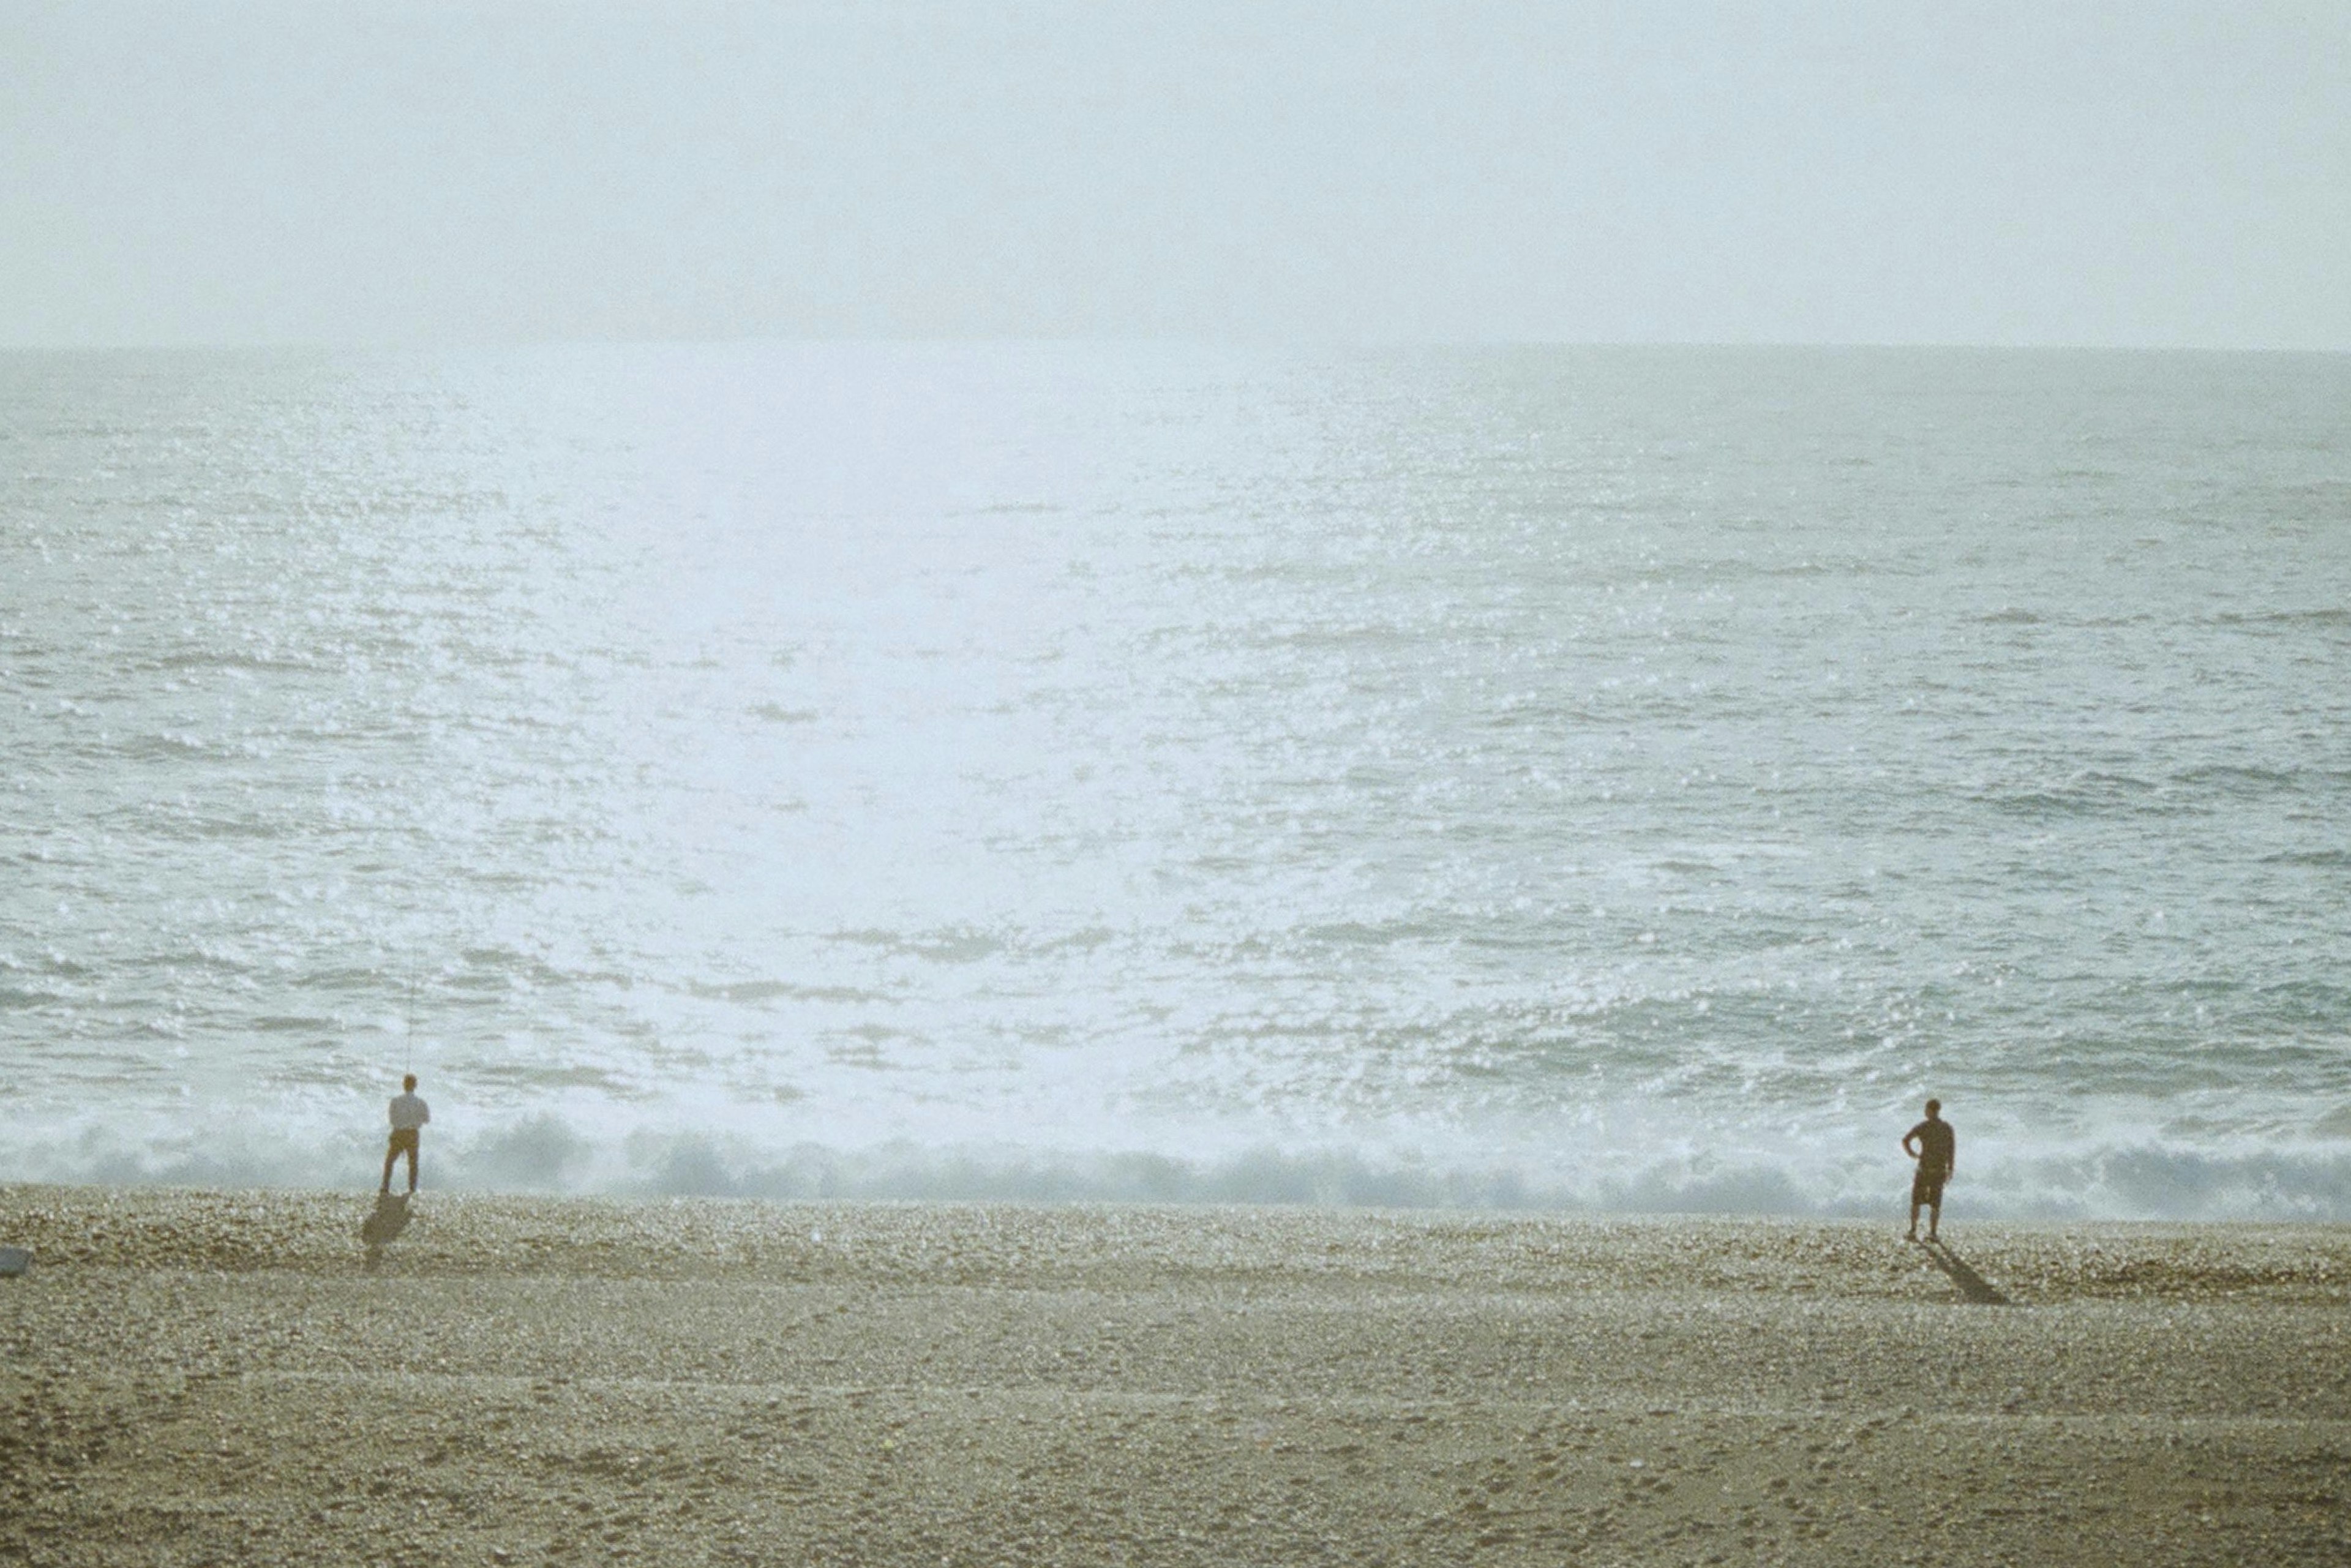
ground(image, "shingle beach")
xmin=2 ymin=1186 xmax=2345 ymax=1566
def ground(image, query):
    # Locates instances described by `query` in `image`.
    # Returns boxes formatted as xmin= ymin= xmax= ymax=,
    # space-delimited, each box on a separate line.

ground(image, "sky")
xmin=2 ymin=2 xmax=2345 ymax=348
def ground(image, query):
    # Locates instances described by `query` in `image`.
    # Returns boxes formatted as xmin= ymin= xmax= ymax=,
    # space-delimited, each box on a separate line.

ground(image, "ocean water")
xmin=3 ymin=343 xmax=2348 ymax=1219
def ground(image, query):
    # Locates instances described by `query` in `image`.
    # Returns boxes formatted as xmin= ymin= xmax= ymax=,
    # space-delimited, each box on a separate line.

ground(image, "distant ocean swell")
xmin=6 ymin=345 xmax=2350 ymax=1226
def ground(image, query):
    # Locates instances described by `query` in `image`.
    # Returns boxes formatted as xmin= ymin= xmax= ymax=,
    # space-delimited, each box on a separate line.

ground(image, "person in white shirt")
xmin=381 ymin=1074 xmax=430 ymax=1195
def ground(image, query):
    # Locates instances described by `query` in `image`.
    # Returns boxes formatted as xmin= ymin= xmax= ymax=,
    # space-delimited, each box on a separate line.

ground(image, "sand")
xmin=1 ymin=1185 xmax=2345 ymax=1567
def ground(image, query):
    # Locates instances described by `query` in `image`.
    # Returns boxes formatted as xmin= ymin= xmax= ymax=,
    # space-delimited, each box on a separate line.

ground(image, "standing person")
xmin=381 ymin=1073 xmax=430 ymax=1195
xmin=1902 ymin=1098 xmax=1955 ymax=1242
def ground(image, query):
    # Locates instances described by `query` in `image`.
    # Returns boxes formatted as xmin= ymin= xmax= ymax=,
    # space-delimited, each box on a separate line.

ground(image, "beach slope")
xmin=2 ymin=1187 xmax=2346 ymax=1566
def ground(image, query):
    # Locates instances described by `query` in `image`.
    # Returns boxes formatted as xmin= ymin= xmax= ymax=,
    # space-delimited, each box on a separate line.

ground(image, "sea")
xmin=3 ymin=343 xmax=2347 ymax=1219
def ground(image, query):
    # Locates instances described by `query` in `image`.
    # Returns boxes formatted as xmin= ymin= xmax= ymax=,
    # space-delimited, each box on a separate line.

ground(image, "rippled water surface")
xmin=4 ymin=345 xmax=2348 ymax=1215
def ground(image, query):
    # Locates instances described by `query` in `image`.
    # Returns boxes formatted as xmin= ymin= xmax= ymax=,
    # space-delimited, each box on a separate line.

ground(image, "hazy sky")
xmin=4 ymin=2 xmax=2345 ymax=347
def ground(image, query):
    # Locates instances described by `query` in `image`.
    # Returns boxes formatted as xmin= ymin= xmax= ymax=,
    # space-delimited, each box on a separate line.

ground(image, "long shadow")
xmin=361 ymin=1191 xmax=411 ymax=1272
xmin=1918 ymin=1238 xmax=2010 ymax=1305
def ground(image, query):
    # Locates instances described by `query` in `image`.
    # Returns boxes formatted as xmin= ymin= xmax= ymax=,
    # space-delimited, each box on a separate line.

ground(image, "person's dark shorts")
xmin=387 ymin=1128 xmax=420 ymax=1156
xmin=1911 ymin=1165 xmax=1947 ymax=1206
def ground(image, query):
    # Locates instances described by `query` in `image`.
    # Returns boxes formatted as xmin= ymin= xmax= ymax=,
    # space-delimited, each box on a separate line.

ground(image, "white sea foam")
xmin=7 ymin=1106 xmax=2350 ymax=1221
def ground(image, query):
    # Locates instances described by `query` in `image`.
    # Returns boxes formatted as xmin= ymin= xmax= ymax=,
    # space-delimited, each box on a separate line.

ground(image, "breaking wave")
xmin=9 ymin=1113 xmax=2350 ymax=1223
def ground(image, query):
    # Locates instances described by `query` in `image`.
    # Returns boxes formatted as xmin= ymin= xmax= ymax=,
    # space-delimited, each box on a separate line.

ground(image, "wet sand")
xmin=2 ymin=1185 xmax=2346 ymax=1566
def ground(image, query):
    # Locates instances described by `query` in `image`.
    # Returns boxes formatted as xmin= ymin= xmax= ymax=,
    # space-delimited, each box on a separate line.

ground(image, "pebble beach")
xmin=2 ymin=1185 xmax=2346 ymax=1566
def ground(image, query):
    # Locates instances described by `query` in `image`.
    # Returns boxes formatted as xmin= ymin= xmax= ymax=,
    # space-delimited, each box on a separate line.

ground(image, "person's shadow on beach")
xmin=361 ymin=1191 xmax=411 ymax=1272
xmin=1916 ymin=1237 xmax=2009 ymax=1305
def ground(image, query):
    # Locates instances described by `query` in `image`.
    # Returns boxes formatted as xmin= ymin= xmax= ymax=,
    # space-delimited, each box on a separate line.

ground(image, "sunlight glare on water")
xmin=3 ymin=344 xmax=2349 ymax=1216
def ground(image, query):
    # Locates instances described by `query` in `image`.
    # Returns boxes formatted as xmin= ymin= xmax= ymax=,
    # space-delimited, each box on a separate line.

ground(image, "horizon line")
xmin=3 ymin=336 xmax=2346 ymax=357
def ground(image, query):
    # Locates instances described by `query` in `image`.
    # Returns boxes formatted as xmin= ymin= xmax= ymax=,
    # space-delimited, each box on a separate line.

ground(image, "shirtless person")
xmin=381 ymin=1074 xmax=430 ymax=1195
xmin=1902 ymin=1098 xmax=1954 ymax=1242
